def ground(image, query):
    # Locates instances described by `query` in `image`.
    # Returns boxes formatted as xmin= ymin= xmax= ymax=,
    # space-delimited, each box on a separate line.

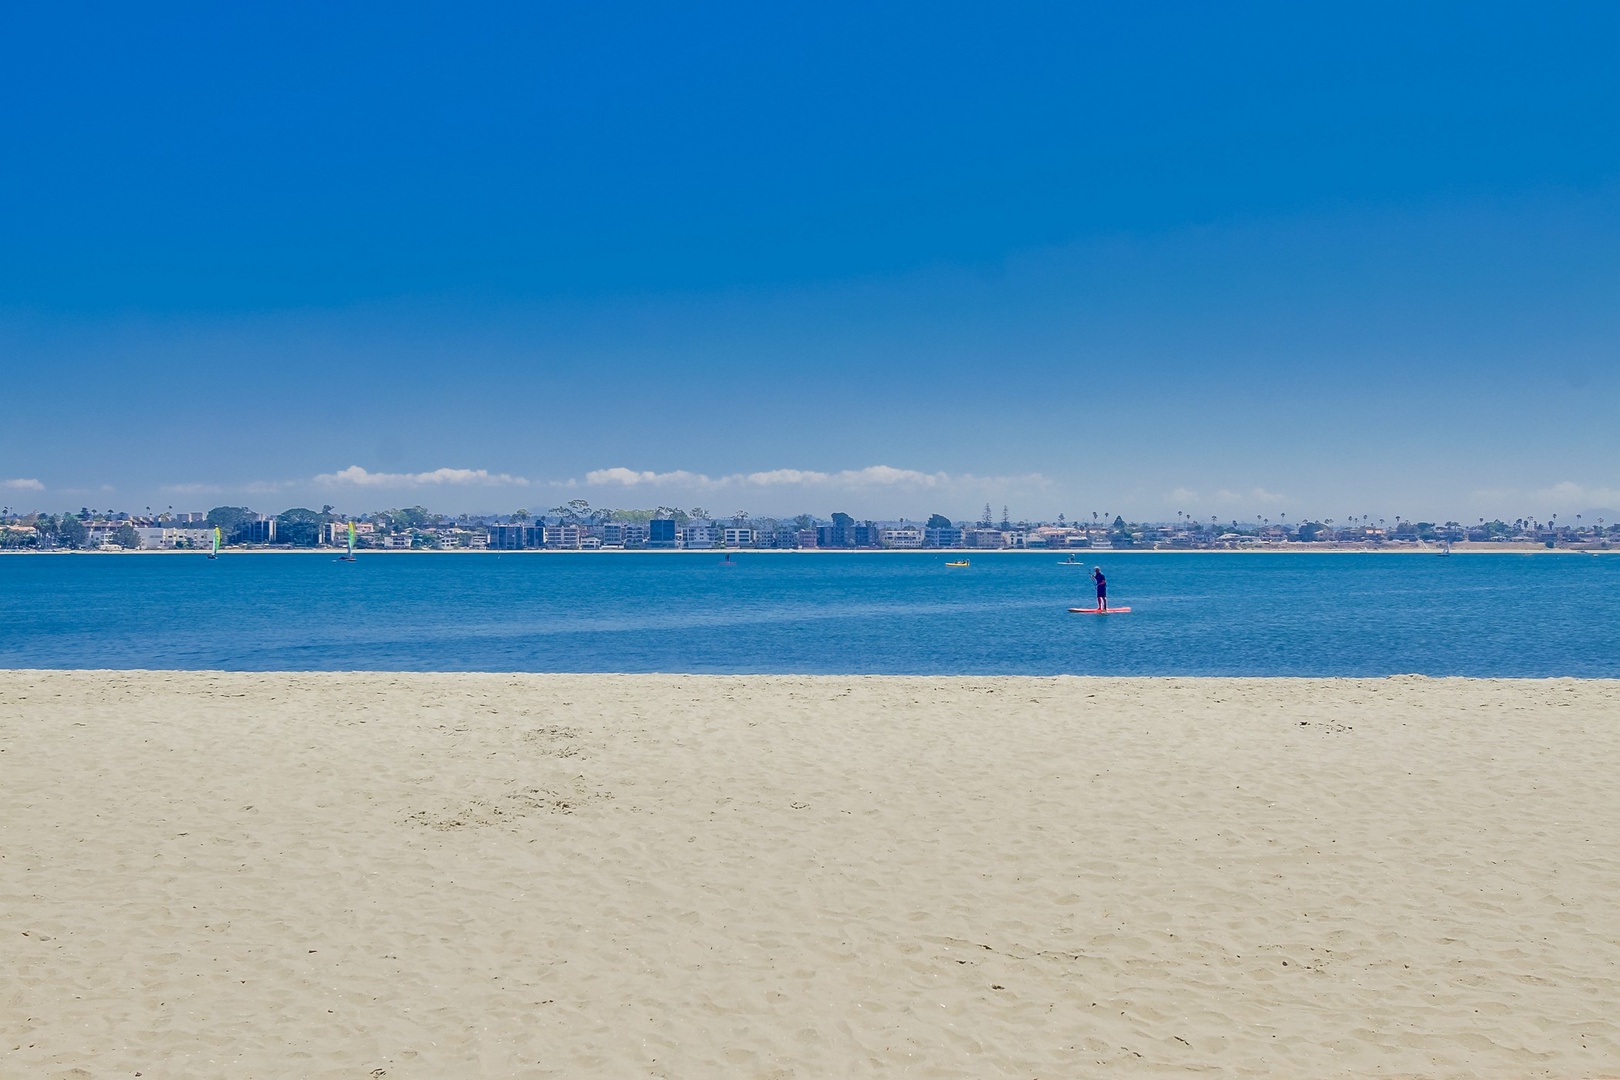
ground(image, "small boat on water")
xmin=206 ymin=526 xmax=220 ymax=560
xmin=338 ymin=521 xmax=357 ymax=562
xmin=1059 ymin=553 xmax=1084 ymax=565
xmin=945 ymin=559 xmax=970 ymax=567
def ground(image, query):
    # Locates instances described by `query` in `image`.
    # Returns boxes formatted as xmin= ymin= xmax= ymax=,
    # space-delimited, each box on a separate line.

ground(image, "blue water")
xmin=1 ymin=551 xmax=1617 ymax=676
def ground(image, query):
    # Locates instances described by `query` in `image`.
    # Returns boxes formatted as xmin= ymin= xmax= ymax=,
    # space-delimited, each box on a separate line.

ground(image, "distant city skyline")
xmin=8 ymin=499 xmax=1611 ymax=555
xmin=3 ymin=4 xmax=1616 ymax=520
xmin=3 ymin=486 xmax=1614 ymax=536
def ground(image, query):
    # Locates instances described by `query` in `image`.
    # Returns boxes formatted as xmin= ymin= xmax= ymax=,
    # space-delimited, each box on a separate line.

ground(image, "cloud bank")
xmin=3 ymin=478 xmax=45 ymax=492
xmin=314 ymin=466 xmax=530 ymax=489
xmin=1533 ymin=480 xmax=1620 ymax=508
xmin=580 ymin=465 xmax=1044 ymax=492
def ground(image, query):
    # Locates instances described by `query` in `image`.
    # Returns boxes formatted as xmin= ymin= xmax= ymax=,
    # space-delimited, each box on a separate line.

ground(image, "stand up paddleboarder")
xmin=1092 ymin=566 xmax=1107 ymax=611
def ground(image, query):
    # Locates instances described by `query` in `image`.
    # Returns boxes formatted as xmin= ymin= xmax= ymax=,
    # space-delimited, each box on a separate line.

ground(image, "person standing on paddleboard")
xmin=1092 ymin=566 xmax=1107 ymax=611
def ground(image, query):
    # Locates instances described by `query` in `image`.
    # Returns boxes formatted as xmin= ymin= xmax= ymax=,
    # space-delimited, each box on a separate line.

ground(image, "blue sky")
xmin=3 ymin=2 xmax=1618 ymax=522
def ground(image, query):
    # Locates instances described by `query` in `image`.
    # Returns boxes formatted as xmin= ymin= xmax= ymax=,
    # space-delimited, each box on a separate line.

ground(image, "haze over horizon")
xmin=3 ymin=3 xmax=1617 ymax=523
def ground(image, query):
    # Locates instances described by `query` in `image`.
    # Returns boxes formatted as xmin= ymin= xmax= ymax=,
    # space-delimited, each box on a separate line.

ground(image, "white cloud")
xmin=1533 ymin=480 xmax=1620 ymax=507
xmin=585 ymin=467 xmax=708 ymax=487
xmin=2 ymin=478 xmax=44 ymax=491
xmin=314 ymin=465 xmax=530 ymax=488
xmin=580 ymin=464 xmax=1044 ymax=492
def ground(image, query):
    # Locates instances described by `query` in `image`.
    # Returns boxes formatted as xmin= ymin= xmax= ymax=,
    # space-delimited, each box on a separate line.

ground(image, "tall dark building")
xmin=648 ymin=518 xmax=678 ymax=548
xmin=488 ymin=524 xmax=542 ymax=549
xmin=817 ymin=512 xmax=857 ymax=548
xmin=231 ymin=518 xmax=277 ymax=544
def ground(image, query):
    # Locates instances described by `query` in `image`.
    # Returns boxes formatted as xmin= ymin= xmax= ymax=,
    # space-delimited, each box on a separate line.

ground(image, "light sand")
xmin=3 ymin=672 xmax=1618 ymax=1079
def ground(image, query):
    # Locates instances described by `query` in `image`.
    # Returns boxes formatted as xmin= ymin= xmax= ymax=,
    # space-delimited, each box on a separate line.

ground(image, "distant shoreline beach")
xmin=1 ymin=542 xmax=1612 ymax=555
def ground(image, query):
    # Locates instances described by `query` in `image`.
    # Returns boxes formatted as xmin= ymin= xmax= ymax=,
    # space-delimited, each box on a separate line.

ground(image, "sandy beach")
xmin=4 ymin=672 xmax=1618 ymax=1079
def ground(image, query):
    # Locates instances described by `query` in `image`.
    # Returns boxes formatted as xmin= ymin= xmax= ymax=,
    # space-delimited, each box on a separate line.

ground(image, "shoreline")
xmin=3 ymin=543 xmax=1611 ymax=556
xmin=5 ymin=670 xmax=1618 ymax=1077
xmin=6 ymin=667 xmax=1620 ymax=681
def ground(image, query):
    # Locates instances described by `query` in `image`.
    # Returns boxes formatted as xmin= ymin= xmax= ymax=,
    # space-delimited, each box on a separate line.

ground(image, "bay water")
xmin=2 ymin=551 xmax=1616 ymax=677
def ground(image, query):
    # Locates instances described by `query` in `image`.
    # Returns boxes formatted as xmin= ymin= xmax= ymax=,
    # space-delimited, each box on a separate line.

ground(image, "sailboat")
xmin=207 ymin=526 xmax=220 ymax=559
xmin=338 ymin=521 xmax=357 ymax=562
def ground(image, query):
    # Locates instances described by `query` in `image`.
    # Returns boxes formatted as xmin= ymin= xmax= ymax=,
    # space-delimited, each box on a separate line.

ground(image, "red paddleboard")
xmin=1069 ymin=606 xmax=1131 ymax=614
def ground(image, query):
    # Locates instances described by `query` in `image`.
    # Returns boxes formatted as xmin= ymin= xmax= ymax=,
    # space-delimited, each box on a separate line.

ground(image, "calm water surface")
xmin=2 ymin=551 xmax=1616 ymax=676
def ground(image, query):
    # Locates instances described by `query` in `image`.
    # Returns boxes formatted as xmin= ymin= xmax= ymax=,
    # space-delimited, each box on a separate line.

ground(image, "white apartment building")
xmin=682 ymin=524 xmax=714 ymax=548
xmin=600 ymin=522 xmax=648 ymax=548
xmin=722 ymin=527 xmax=755 ymax=547
xmin=135 ymin=526 xmax=201 ymax=549
xmin=545 ymin=524 xmax=582 ymax=548
xmin=879 ymin=527 xmax=924 ymax=548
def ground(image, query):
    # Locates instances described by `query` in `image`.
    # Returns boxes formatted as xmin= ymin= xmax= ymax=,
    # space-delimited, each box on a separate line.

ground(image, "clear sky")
xmin=3 ymin=2 xmax=1617 ymax=523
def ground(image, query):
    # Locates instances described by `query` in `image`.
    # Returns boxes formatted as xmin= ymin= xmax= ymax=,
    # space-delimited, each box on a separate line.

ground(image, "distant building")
xmin=879 ymin=526 xmax=924 ymax=548
xmin=964 ymin=529 xmax=1005 ymax=549
xmin=601 ymin=522 xmax=648 ymax=548
xmin=648 ymin=519 xmax=678 ymax=548
xmin=321 ymin=520 xmax=375 ymax=546
xmin=173 ymin=525 xmax=215 ymax=548
xmin=816 ymin=516 xmax=860 ymax=548
xmin=488 ymin=523 xmax=543 ymax=549
xmin=814 ymin=512 xmax=858 ymax=548
xmin=1030 ymin=526 xmax=1082 ymax=548
xmin=545 ymin=524 xmax=582 ymax=549
xmin=231 ymin=517 xmax=276 ymax=544
xmin=135 ymin=527 xmax=183 ymax=549
xmin=722 ymin=527 xmax=755 ymax=548
xmin=796 ymin=529 xmax=818 ymax=548
xmin=433 ymin=528 xmax=481 ymax=549
xmin=925 ymin=526 xmax=965 ymax=547
xmin=682 ymin=524 xmax=714 ymax=548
